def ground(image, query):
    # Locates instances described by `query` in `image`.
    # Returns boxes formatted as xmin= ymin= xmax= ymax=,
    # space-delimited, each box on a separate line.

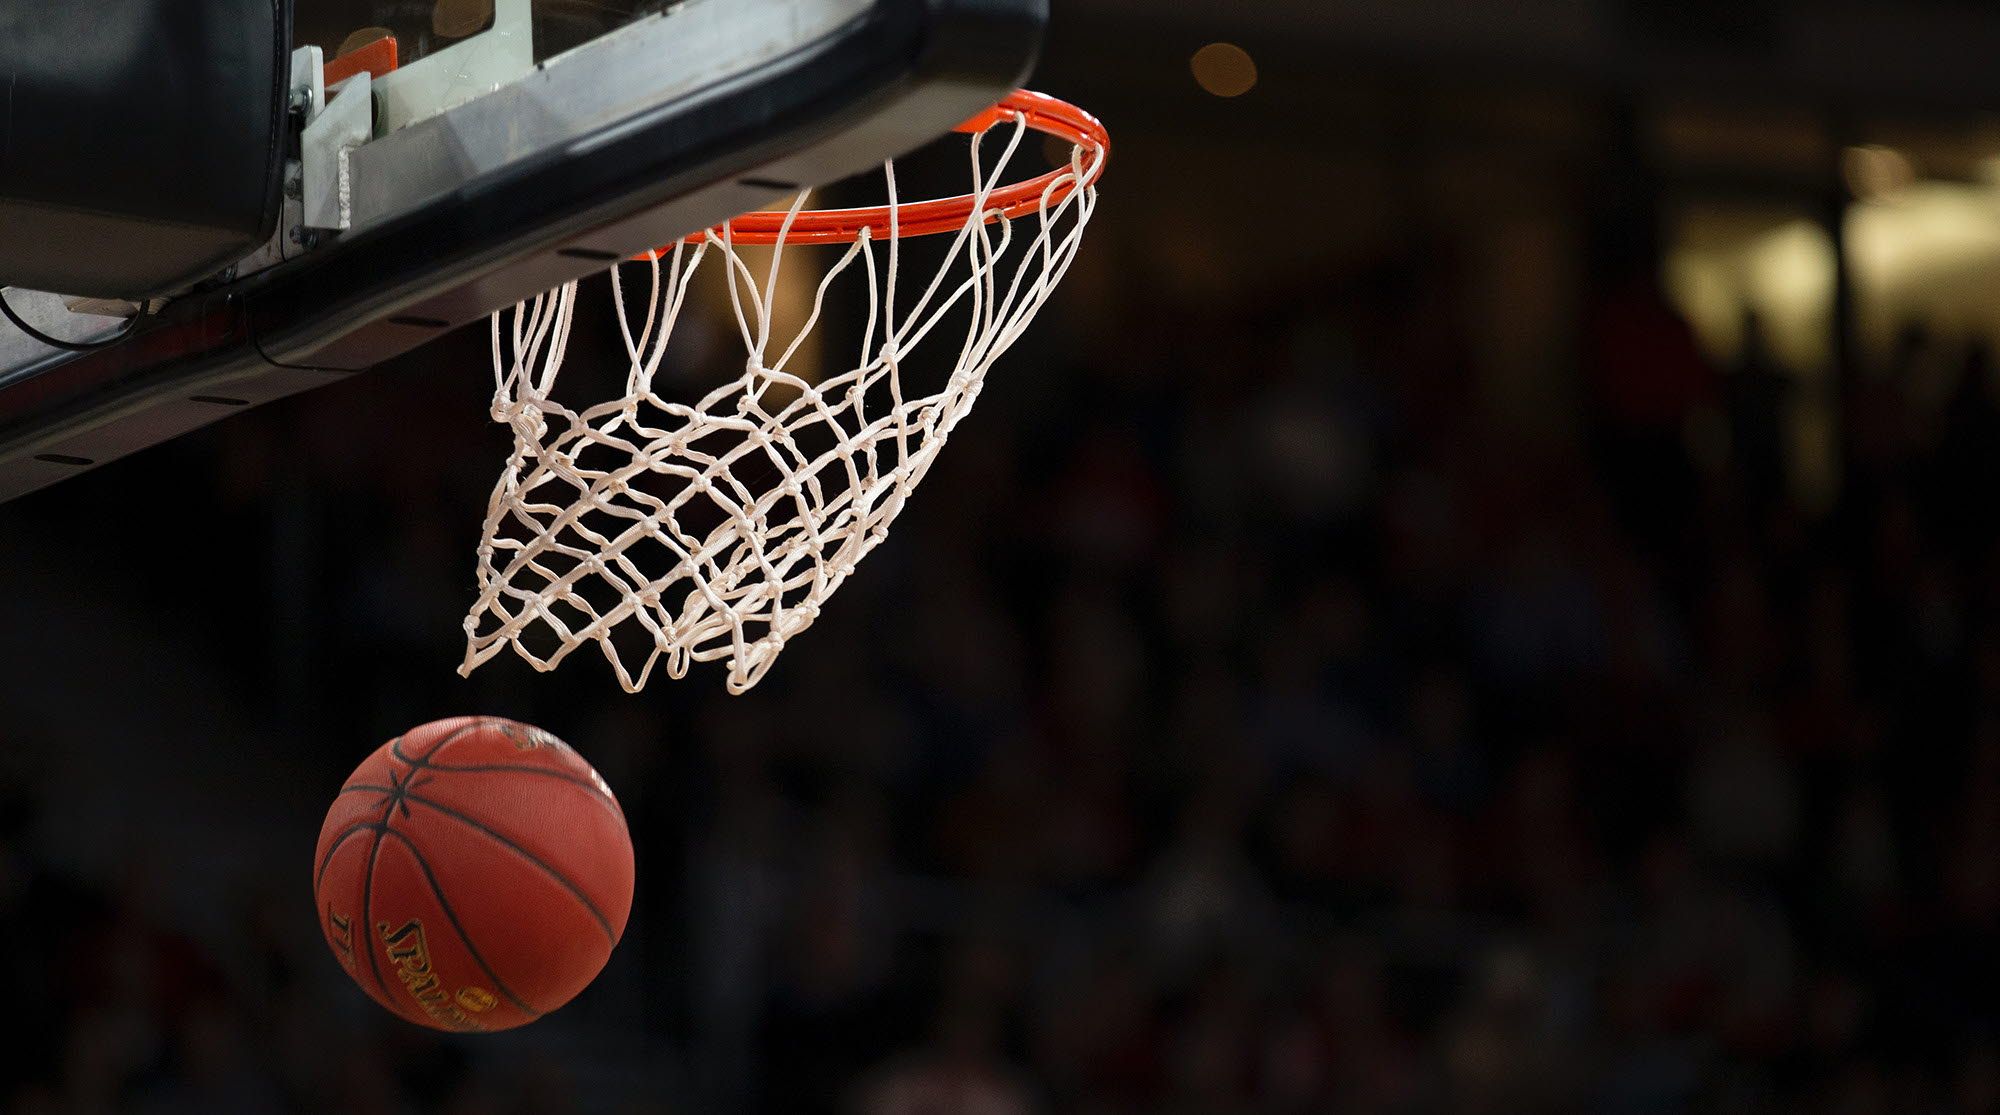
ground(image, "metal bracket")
xmin=61 ymin=297 xmax=162 ymax=319
xmin=302 ymin=73 xmax=375 ymax=231
xmin=235 ymin=46 xmax=326 ymax=277
xmin=292 ymin=44 xmax=326 ymax=120
xmin=372 ymin=0 xmax=535 ymax=135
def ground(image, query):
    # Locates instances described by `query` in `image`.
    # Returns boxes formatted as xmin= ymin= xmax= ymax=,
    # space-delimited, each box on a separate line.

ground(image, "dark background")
xmin=8 ymin=0 xmax=2000 ymax=1111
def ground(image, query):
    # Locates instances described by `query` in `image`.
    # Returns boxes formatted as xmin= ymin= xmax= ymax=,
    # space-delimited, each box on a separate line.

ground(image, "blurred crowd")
xmin=7 ymin=188 xmax=2000 ymax=1115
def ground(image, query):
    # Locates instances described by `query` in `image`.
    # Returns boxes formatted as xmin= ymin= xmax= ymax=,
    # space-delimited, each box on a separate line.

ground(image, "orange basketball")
xmin=313 ymin=716 xmax=634 ymax=1031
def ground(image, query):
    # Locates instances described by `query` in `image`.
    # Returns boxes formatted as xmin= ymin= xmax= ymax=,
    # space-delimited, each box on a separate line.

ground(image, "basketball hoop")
xmin=461 ymin=90 xmax=1107 ymax=693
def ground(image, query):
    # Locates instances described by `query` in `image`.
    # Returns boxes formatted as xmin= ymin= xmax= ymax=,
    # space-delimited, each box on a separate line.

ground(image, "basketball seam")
xmin=400 ymin=720 xmax=487 ymax=763
xmin=360 ymin=830 xmax=394 ymax=1006
xmin=389 ymin=732 xmax=624 ymax=817
xmin=408 ymin=761 xmax=620 ymax=806
xmin=379 ymin=826 xmax=543 ymax=1020
xmin=314 ymin=820 xmax=381 ymax=893
xmin=339 ymin=783 xmax=397 ymax=797
xmin=399 ymin=791 xmax=620 ymax=944
xmin=423 ymin=719 xmax=499 ymax=763
xmin=429 ymin=720 xmax=491 ymax=759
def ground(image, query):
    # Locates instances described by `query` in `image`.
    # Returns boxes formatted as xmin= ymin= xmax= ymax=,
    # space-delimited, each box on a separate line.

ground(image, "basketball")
xmin=313 ymin=716 xmax=634 ymax=1032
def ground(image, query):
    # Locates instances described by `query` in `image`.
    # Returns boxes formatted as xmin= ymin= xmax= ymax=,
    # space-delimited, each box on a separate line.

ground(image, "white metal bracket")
xmin=372 ymin=0 xmax=535 ymax=135
xmin=302 ymin=73 xmax=375 ymax=231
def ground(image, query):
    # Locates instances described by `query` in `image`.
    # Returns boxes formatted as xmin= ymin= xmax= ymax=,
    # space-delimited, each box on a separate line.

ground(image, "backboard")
xmin=0 ymin=0 xmax=1046 ymax=501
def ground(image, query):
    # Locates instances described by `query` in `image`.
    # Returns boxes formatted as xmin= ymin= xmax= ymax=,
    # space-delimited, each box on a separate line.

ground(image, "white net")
xmin=461 ymin=110 xmax=1101 ymax=693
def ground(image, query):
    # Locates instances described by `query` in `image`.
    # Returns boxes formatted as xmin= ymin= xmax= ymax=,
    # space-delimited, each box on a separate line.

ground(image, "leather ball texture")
xmin=313 ymin=716 xmax=635 ymax=1031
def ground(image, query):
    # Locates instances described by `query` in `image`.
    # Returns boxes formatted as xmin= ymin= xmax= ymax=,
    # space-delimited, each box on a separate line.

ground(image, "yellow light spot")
xmin=1843 ymin=145 xmax=1915 ymax=201
xmin=433 ymin=0 xmax=495 ymax=39
xmin=336 ymin=26 xmax=394 ymax=58
xmin=1191 ymin=43 xmax=1258 ymax=99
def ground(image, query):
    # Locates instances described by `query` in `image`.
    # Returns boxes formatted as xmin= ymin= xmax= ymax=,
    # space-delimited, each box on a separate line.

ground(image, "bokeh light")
xmin=1843 ymin=144 xmax=1916 ymax=200
xmin=1191 ymin=42 xmax=1258 ymax=98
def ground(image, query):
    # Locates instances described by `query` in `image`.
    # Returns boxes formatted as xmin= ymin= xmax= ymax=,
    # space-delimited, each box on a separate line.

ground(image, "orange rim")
xmin=641 ymin=89 xmax=1108 ymax=253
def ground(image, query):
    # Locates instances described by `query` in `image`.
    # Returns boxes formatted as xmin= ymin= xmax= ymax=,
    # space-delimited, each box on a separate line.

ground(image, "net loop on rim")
xmin=461 ymin=90 xmax=1106 ymax=693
